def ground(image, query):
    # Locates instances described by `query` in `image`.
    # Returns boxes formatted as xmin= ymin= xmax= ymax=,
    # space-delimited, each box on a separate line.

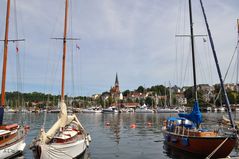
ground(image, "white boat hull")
xmin=135 ymin=109 xmax=153 ymax=113
xmin=39 ymin=139 xmax=87 ymax=159
xmin=157 ymin=109 xmax=179 ymax=113
xmin=0 ymin=138 xmax=25 ymax=159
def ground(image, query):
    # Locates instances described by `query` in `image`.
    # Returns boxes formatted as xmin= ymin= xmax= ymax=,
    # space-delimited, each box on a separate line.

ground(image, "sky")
xmin=0 ymin=0 xmax=238 ymax=96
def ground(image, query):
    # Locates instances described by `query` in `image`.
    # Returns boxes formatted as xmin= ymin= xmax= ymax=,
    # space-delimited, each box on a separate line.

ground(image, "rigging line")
xmin=180 ymin=0 xmax=187 ymax=87
xmin=199 ymin=0 xmax=235 ymax=129
xmin=179 ymin=36 xmax=188 ymax=87
xmin=174 ymin=37 xmax=178 ymax=86
xmin=230 ymin=55 xmax=237 ymax=83
xmin=13 ymin=0 xmax=26 ymax=113
xmin=223 ymin=41 xmax=239 ymax=83
xmin=49 ymin=44 xmax=62 ymax=95
xmin=174 ymin=0 xmax=183 ymax=86
xmin=182 ymin=42 xmax=191 ymax=86
xmin=214 ymin=44 xmax=239 ymax=106
xmin=69 ymin=0 xmax=75 ymax=98
xmin=13 ymin=0 xmax=21 ymax=108
xmin=193 ymin=41 xmax=203 ymax=83
xmin=43 ymin=1 xmax=63 ymax=96
xmin=196 ymin=39 xmax=209 ymax=83
xmin=76 ymin=45 xmax=81 ymax=97
xmin=236 ymin=31 xmax=239 ymax=93
xmin=204 ymin=37 xmax=213 ymax=85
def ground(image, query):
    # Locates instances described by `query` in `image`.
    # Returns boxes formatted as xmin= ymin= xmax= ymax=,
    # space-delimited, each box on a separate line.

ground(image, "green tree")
xmin=136 ymin=86 xmax=145 ymax=93
xmin=145 ymin=97 xmax=153 ymax=107
xmin=139 ymin=98 xmax=145 ymax=106
xmin=123 ymin=90 xmax=130 ymax=97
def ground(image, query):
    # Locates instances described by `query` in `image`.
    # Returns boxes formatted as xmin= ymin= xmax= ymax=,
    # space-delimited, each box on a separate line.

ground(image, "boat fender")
xmin=87 ymin=134 xmax=92 ymax=142
xmin=86 ymin=138 xmax=90 ymax=147
xmin=130 ymin=124 xmax=136 ymax=128
xmin=182 ymin=137 xmax=189 ymax=146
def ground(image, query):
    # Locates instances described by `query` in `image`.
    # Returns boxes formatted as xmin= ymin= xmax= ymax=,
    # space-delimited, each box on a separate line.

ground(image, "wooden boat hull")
xmin=0 ymin=138 xmax=25 ymax=159
xmin=163 ymin=130 xmax=237 ymax=158
xmin=32 ymin=138 xmax=87 ymax=159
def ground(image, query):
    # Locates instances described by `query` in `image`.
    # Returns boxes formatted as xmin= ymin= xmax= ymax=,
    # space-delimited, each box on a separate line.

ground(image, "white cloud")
xmin=0 ymin=0 xmax=238 ymax=96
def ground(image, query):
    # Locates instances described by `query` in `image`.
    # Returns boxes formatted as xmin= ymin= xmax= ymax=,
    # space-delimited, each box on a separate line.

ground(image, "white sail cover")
xmin=39 ymin=101 xmax=89 ymax=144
xmin=40 ymin=100 xmax=67 ymax=144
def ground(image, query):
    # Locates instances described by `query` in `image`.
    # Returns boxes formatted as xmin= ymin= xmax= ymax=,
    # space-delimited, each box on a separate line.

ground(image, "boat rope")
xmin=205 ymin=137 xmax=228 ymax=159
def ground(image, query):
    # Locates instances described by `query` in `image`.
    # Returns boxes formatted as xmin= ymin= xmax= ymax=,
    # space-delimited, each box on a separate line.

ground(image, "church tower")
xmin=115 ymin=73 xmax=119 ymax=91
xmin=110 ymin=73 xmax=120 ymax=98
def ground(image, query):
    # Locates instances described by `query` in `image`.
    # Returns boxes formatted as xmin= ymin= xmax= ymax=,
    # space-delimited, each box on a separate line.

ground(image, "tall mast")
xmin=0 ymin=0 xmax=11 ymax=125
xmin=199 ymin=0 xmax=235 ymax=129
xmin=1 ymin=0 xmax=11 ymax=107
xmin=188 ymin=0 xmax=198 ymax=101
xmin=61 ymin=0 xmax=69 ymax=101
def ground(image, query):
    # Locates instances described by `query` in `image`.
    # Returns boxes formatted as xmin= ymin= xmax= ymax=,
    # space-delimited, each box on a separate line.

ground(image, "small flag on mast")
xmin=16 ymin=45 xmax=19 ymax=53
xmin=76 ymin=44 xmax=80 ymax=50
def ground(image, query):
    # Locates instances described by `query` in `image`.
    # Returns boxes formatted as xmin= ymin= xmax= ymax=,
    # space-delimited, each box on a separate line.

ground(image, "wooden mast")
xmin=1 ymin=0 xmax=11 ymax=107
xmin=0 ymin=0 xmax=11 ymax=125
xmin=61 ymin=0 xmax=69 ymax=101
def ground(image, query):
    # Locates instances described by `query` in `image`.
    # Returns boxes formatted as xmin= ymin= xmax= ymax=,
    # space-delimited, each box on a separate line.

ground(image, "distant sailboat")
xmin=162 ymin=0 xmax=237 ymax=158
xmin=135 ymin=104 xmax=153 ymax=113
xmin=0 ymin=0 xmax=29 ymax=158
xmin=157 ymin=83 xmax=179 ymax=113
xmin=31 ymin=0 xmax=91 ymax=158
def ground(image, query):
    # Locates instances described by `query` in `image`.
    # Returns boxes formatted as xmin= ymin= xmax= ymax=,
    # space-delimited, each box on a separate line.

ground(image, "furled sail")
xmin=40 ymin=100 xmax=67 ymax=144
xmin=178 ymin=100 xmax=202 ymax=127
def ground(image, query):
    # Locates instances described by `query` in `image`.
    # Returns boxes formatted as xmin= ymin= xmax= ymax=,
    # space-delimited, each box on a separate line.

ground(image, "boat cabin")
xmin=166 ymin=117 xmax=195 ymax=131
xmin=164 ymin=117 xmax=218 ymax=137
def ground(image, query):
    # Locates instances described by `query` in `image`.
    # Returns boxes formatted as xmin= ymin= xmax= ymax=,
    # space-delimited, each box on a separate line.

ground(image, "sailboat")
xmin=157 ymin=82 xmax=179 ymax=113
xmin=0 ymin=0 xmax=29 ymax=158
xmin=30 ymin=0 xmax=91 ymax=158
xmin=162 ymin=0 xmax=237 ymax=158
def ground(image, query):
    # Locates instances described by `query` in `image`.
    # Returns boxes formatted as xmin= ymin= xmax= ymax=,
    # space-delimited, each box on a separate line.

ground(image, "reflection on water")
xmin=163 ymin=143 xmax=201 ymax=159
xmin=3 ymin=112 xmax=239 ymax=159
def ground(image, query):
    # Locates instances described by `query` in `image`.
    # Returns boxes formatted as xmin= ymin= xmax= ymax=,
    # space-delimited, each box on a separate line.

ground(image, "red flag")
xmin=76 ymin=44 xmax=80 ymax=50
xmin=16 ymin=46 xmax=19 ymax=53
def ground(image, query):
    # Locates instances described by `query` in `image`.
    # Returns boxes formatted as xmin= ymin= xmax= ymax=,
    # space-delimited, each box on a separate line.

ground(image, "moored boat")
xmin=30 ymin=0 xmax=91 ymax=158
xmin=162 ymin=103 xmax=237 ymax=158
xmin=135 ymin=104 xmax=153 ymax=113
xmin=157 ymin=107 xmax=179 ymax=113
xmin=162 ymin=0 xmax=237 ymax=158
xmin=102 ymin=106 xmax=118 ymax=113
xmin=82 ymin=107 xmax=102 ymax=113
xmin=0 ymin=0 xmax=29 ymax=158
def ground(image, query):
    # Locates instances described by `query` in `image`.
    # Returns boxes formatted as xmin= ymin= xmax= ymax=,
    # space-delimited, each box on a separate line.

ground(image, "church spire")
xmin=115 ymin=73 xmax=119 ymax=86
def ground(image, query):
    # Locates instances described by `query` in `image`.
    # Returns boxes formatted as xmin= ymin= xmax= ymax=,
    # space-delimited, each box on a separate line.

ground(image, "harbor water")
xmin=4 ymin=112 xmax=239 ymax=159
